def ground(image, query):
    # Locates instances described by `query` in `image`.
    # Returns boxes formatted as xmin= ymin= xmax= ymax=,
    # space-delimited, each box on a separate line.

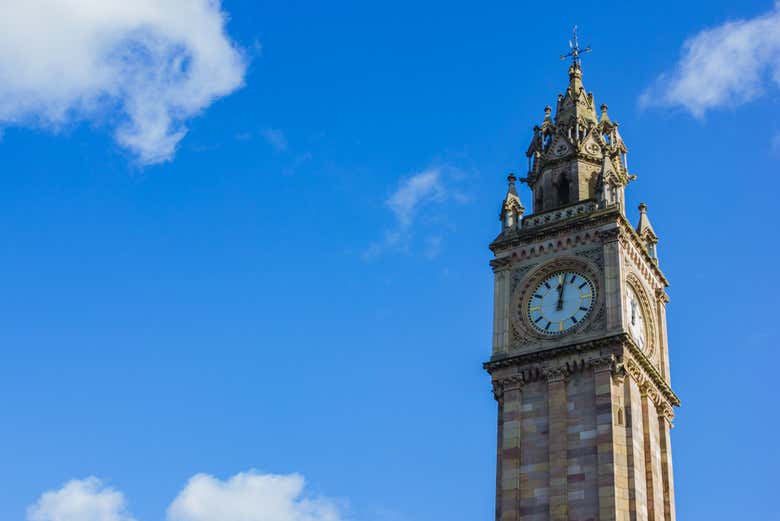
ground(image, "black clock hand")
xmin=556 ymin=275 xmax=565 ymax=311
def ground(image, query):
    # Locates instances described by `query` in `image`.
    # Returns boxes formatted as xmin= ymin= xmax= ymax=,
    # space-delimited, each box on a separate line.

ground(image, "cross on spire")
xmin=560 ymin=25 xmax=592 ymax=66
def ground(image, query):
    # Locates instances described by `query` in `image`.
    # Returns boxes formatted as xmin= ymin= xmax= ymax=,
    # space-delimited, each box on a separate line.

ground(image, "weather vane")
xmin=560 ymin=25 xmax=592 ymax=66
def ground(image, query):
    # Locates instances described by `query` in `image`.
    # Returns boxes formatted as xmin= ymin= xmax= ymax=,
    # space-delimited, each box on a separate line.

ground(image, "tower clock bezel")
xmin=511 ymin=256 xmax=605 ymax=342
xmin=624 ymin=272 xmax=658 ymax=361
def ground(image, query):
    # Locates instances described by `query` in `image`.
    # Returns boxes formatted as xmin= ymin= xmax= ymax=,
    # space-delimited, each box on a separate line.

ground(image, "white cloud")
xmin=261 ymin=128 xmax=289 ymax=152
xmin=363 ymin=166 xmax=466 ymax=259
xmin=27 ymin=477 xmax=136 ymax=521
xmin=386 ymin=169 xmax=446 ymax=228
xmin=167 ymin=472 xmax=347 ymax=521
xmin=641 ymin=2 xmax=780 ymax=117
xmin=0 ymin=0 xmax=246 ymax=164
xmin=27 ymin=472 xmax=348 ymax=521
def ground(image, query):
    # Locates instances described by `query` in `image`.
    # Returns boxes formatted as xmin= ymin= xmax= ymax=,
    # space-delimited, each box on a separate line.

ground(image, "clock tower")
xmin=485 ymin=38 xmax=679 ymax=521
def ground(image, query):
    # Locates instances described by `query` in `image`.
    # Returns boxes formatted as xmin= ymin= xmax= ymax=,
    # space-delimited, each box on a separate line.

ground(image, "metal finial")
xmin=560 ymin=25 xmax=592 ymax=66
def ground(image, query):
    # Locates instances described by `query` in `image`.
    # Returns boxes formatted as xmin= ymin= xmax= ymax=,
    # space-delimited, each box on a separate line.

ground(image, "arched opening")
xmin=556 ymin=175 xmax=570 ymax=205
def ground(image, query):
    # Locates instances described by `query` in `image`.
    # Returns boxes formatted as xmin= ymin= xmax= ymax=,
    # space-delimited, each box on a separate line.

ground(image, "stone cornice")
xmin=484 ymin=333 xmax=680 ymax=411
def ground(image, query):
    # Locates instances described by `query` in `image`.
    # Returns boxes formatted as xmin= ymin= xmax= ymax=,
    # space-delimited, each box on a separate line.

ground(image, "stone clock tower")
xmin=485 ymin=42 xmax=679 ymax=521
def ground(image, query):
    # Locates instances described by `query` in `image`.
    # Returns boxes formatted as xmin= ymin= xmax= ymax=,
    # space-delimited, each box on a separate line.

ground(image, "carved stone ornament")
xmin=511 ymin=263 xmax=538 ymax=293
xmin=545 ymin=365 xmax=570 ymax=383
xmin=575 ymin=246 xmax=604 ymax=270
xmin=509 ymin=255 xmax=605 ymax=347
xmin=588 ymin=354 xmax=617 ymax=372
xmin=655 ymin=287 xmax=670 ymax=304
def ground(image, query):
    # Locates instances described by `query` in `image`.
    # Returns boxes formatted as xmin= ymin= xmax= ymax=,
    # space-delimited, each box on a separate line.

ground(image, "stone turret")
xmin=499 ymin=173 xmax=525 ymax=233
xmin=523 ymin=62 xmax=632 ymax=214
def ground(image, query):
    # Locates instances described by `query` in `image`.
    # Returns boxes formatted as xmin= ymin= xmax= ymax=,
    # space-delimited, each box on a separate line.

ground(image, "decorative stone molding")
xmin=655 ymin=287 xmax=670 ymax=304
xmin=545 ymin=365 xmax=570 ymax=383
xmin=588 ymin=354 xmax=617 ymax=373
xmin=624 ymin=352 xmax=680 ymax=408
xmin=484 ymin=333 xmax=681 ymax=410
xmin=490 ymin=206 xmax=620 ymax=254
xmin=489 ymin=255 xmax=514 ymax=272
xmin=522 ymin=200 xmax=598 ymax=229
xmin=493 ymin=230 xmax=601 ymax=263
xmin=616 ymin=214 xmax=669 ymax=287
xmin=492 ymin=382 xmax=504 ymax=402
xmin=575 ymin=246 xmax=604 ymax=270
xmin=596 ymin=227 xmax=622 ymax=243
xmin=510 ymin=263 xmax=538 ymax=293
xmin=658 ymin=403 xmax=675 ymax=422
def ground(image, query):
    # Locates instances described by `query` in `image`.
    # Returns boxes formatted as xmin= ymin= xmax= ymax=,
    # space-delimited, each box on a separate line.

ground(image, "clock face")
xmin=527 ymin=271 xmax=595 ymax=335
xmin=626 ymin=286 xmax=646 ymax=349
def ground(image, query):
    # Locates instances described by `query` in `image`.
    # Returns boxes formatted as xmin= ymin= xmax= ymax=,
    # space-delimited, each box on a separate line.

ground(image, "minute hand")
xmin=556 ymin=277 xmax=566 ymax=311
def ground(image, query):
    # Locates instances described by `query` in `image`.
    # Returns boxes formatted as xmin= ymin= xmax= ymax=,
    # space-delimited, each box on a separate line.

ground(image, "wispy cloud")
xmin=261 ymin=128 xmax=289 ymax=152
xmin=0 ymin=0 xmax=247 ymax=165
xmin=28 ymin=472 xmax=348 ymax=521
xmin=363 ymin=166 xmax=467 ymax=260
xmin=641 ymin=2 xmax=780 ymax=117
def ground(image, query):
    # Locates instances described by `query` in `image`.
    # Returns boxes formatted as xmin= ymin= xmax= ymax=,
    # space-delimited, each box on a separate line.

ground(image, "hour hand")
xmin=556 ymin=277 xmax=565 ymax=310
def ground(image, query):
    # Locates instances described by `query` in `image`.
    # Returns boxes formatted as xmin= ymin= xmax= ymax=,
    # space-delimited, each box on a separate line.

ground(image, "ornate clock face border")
xmin=510 ymin=255 xmax=605 ymax=344
xmin=625 ymin=271 xmax=658 ymax=362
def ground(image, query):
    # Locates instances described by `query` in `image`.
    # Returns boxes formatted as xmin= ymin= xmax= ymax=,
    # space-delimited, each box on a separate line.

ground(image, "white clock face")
xmin=527 ymin=271 xmax=595 ymax=335
xmin=626 ymin=286 xmax=646 ymax=349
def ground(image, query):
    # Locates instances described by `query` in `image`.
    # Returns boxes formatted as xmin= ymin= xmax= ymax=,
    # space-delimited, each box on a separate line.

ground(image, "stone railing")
xmin=522 ymin=200 xmax=598 ymax=229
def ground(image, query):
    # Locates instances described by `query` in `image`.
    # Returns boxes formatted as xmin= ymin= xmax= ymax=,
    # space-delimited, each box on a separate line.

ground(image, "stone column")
xmin=494 ymin=382 xmax=505 ymax=521
xmin=492 ymin=263 xmax=512 ymax=356
xmin=654 ymin=289 xmax=672 ymax=384
xmin=641 ymin=389 xmax=664 ymax=521
xmin=657 ymin=411 xmax=676 ymax=521
xmin=499 ymin=379 xmax=523 ymax=521
xmin=593 ymin=358 xmax=619 ymax=521
xmin=601 ymin=228 xmax=623 ymax=331
xmin=625 ymin=375 xmax=648 ymax=521
xmin=610 ymin=366 xmax=631 ymax=521
xmin=547 ymin=368 xmax=568 ymax=521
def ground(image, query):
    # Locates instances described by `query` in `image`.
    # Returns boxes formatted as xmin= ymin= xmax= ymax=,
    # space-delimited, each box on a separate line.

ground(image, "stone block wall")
xmin=492 ymin=351 xmax=676 ymax=521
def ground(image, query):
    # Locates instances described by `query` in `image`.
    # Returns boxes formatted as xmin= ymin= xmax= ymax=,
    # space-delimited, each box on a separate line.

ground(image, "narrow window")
xmin=556 ymin=177 xmax=570 ymax=205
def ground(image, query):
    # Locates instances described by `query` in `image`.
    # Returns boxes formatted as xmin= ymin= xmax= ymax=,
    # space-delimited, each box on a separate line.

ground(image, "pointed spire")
xmin=636 ymin=203 xmax=660 ymax=264
xmin=599 ymin=104 xmax=611 ymax=124
xmin=500 ymin=173 xmax=525 ymax=231
xmin=543 ymin=105 xmax=552 ymax=122
xmin=636 ymin=203 xmax=657 ymax=239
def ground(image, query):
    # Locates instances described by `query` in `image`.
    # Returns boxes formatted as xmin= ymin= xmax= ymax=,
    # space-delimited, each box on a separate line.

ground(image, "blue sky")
xmin=1 ymin=1 xmax=779 ymax=520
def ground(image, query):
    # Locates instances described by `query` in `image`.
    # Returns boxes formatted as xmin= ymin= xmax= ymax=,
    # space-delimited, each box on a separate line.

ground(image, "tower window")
xmin=556 ymin=176 xmax=570 ymax=205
